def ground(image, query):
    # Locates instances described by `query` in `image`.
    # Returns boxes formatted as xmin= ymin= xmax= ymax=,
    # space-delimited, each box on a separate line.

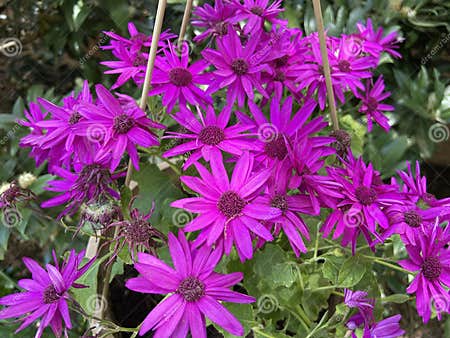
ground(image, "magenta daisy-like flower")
xmin=149 ymin=42 xmax=212 ymax=112
xmin=356 ymin=18 xmax=402 ymax=59
xmin=19 ymin=102 xmax=52 ymax=167
xmin=397 ymin=161 xmax=450 ymax=208
xmin=35 ymin=81 xmax=93 ymax=164
xmin=163 ymin=105 xmax=255 ymax=169
xmin=255 ymin=160 xmax=315 ymax=256
xmin=171 ymin=151 xmax=281 ymax=261
xmin=243 ymin=96 xmax=319 ymax=166
xmin=231 ymin=0 xmax=286 ymax=34
xmin=321 ymin=155 xmax=404 ymax=253
xmin=192 ymin=0 xmax=239 ymax=43
xmin=202 ymin=29 xmax=270 ymax=107
xmin=398 ymin=222 xmax=450 ymax=322
xmin=347 ymin=313 xmax=405 ymax=338
xmin=0 ymin=250 xmax=95 ymax=338
xmin=76 ymin=84 xmax=164 ymax=171
xmin=356 ymin=76 xmax=394 ymax=132
xmin=125 ymin=231 xmax=255 ymax=337
xmin=384 ymin=203 xmax=443 ymax=245
xmin=41 ymin=160 xmax=120 ymax=218
xmin=344 ymin=289 xmax=375 ymax=323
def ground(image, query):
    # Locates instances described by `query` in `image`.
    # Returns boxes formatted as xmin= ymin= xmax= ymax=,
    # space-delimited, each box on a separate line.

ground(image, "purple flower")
xmin=397 ymin=161 xmax=450 ymax=209
xmin=0 ymin=181 xmax=35 ymax=209
xmin=125 ymin=232 xmax=255 ymax=337
xmin=256 ymin=160 xmax=315 ymax=256
xmin=398 ymin=222 xmax=450 ymax=322
xmin=202 ymin=28 xmax=270 ymax=107
xmin=230 ymin=0 xmax=286 ymax=34
xmin=344 ymin=289 xmax=374 ymax=323
xmin=35 ymin=80 xmax=94 ymax=166
xmin=243 ymin=96 xmax=319 ymax=166
xmin=192 ymin=0 xmax=239 ymax=43
xmin=356 ymin=76 xmax=394 ymax=132
xmin=19 ymin=102 xmax=53 ymax=167
xmin=321 ymin=155 xmax=404 ymax=253
xmin=0 ymin=250 xmax=95 ymax=338
xmin=171 ymin=151 xmax=281 ymax=261
xmin=163 ymin=105 xmax=255 ymax=169
xmin=41 ymin=162 xmax=120 ymax=218
xmin=149 ymin=42 xmax=212 ymax=112
xmin=76 ymin=84 xmax=164 ymax=171
xmin=356 ymin=18 xmax=402 ymax=59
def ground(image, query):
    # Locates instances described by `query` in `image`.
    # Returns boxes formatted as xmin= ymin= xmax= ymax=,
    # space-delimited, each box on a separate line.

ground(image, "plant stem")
xmin=178 ymin=0 xmax=194 ymax=49
xmin=124 ymin=0 xmax=168 ymax=188
xmin=312 ymin=0 xmax=339 ymax=130
xmin=363 ymin=255 xmax=412 ymax=274
xmin=305 ymin=310 xmax=329 ymax=338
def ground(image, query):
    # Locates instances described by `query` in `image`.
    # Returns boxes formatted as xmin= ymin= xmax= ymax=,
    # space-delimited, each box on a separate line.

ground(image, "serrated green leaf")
xmin=338 ymin=255 xmax=367 ymax=287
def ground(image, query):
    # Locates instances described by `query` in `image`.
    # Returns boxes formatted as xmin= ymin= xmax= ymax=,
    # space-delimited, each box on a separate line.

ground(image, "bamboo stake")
xmin=124 ymin=0 xmax=168 ymax=188
xmin=178 ymin=0 xmax=194 ymax=49
xmin=312 ymin=0 xmax=339 ymax=130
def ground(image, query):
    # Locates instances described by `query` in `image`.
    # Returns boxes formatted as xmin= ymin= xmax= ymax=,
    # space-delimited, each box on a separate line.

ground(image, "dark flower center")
xmin=274 ymin=70 xmax=286 ymax=82
xmin=215 ymin=21 xmax=228 ymax=36
xmin=169 ymin=67 xmax=192 ymax=87
xmin=74 ymin=164 xmax=112 ymax=201
xmin=132 ymin=55 xmax=147 ymax=67
xmin=250 ymin=6 xmax=264 ymax=16
xmin=198 ymin=126 xmax=225 ymax=145
xmin=264 ymin=136 xmax=288 ymax=160
xmin=177 ymin=276 xmax=205 ymax=302
xmin=271 ymin=194 xmax=288 ymax=213
xmin=421 ymin=256 xmax=442 ymax=281
xmin=330 ymin=130 xmax=351 ymax=155
xmin=338 ymin=60 xmax=351 ymax=72
xmin=366 ymin=97 xmax=378 ymax=111
xmin=43 ymin=285 xmax=60 ymax=304
xmin=217 ymin=191 xmax=246 ymax=219
xmin=355 ymin=186 xmax=377 ymax=205
xmin=69 ymin=112 xmax=82 ymax=125
xmin=231 ymin=58 xmax=249 ymax=76
xmin=113 ymin=114 xmax=135 ymax=134
xmin=274 ymin=55 xmax=289 ymax=68
xmin=125 ymin=220 xmax=153 ymax=244
xmin=318 ymin=65 xmax=324 ymax=75
xmin=403 ymin=209 xmax=422 ymax=228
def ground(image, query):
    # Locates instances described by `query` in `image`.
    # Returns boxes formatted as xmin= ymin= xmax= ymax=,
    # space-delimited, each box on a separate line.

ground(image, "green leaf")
xmin=322 ymin=255 xmax=346 ymax=284
xmin=381 ymin=294 xmax=410 ymax=304
xmin=338 ymin=255 xmax=367 ymax=287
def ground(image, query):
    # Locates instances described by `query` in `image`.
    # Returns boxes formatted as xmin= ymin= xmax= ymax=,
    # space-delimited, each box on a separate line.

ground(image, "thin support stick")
xmin=124 ymin=0 xmax=168 ymax=188
xmin=178 ymin=0 xmax=194 ymax=49
xmin=312 ymin=0 xmax=339 ymax=131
